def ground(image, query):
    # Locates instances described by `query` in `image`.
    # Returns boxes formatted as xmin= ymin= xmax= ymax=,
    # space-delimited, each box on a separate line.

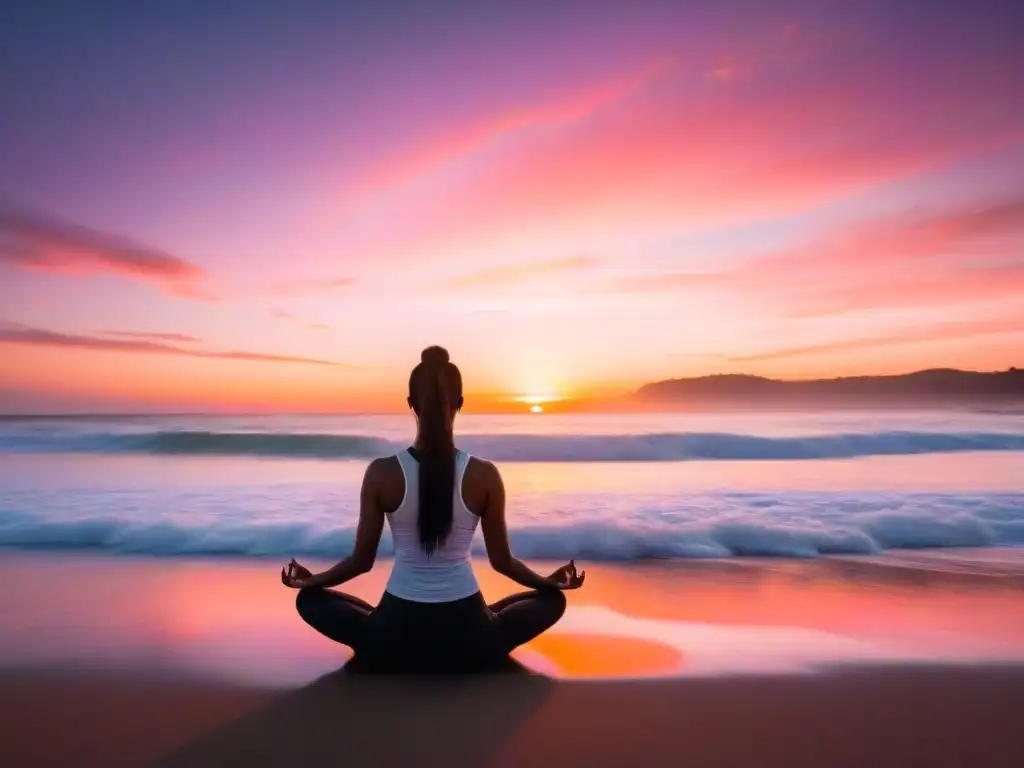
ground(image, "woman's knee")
xmin=295 ymin=586 xmax=325 ymax=620
xmin=542 ymin=589 xmax=567 ymax=621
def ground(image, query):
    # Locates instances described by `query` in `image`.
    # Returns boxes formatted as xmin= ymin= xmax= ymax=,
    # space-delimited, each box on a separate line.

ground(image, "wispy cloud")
xmin=450 ymin=254 xmax=596 ymax=288
xmin=730 ymin=316 xmax=1024 ymax=363
xmin=603 ymin=194 xmax=1024 ymax=315
xmin=0 ymin=206 xmax=213 ymax=300
xmin=271 ymin=277 xmax=355 ymax=297
xmin=602 ymin=271 xmax=722 ymax=294
xmin=338 ymin=27 xmax=1023 ymax=267
xmin=0 ymin=324 xmax=347 ymax=367
xmin=272 ymin=311 xmax=331 ymax=331
xmin=756 ymin=196 xmax=1024 ymax=316
xmin=96 ymin=330 xmax=201 ymax=343
xmin=789 ymin=264 xmax=1024 ymax=318
xmin=347 ymin=57 xmax=676 ymax=203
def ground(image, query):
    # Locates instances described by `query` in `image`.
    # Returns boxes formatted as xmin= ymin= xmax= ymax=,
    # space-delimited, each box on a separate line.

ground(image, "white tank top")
xmin=384 ymin=449 xmax=481 ymax=603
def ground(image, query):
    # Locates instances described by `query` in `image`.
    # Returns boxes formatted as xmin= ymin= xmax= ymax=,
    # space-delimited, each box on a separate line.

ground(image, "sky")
xmin=1 ymin=0 xmax=1022 ymax=413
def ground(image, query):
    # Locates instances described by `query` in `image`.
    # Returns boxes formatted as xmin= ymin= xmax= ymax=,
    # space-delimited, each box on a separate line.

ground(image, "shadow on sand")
xmin=156 ymin=658 xmax=554 ymax=766
xmin=155 ymin=662 xmax=1024 ymax=768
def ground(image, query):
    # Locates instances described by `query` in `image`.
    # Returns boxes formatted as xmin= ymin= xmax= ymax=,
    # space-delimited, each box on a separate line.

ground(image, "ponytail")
xmin=409 ymin=346 xmax=462 ymax=555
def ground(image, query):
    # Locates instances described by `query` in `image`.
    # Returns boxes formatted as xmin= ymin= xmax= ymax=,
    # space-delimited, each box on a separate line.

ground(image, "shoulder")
xmin=364 ymin=455 xmax=403 ymax=485
xmin=464 ymin=455 xmax=502 ymax=487
xmin=461 ymin=455 xmax=502 ymax=517
xmin=363 ymin=455 xmax=406 ymax=512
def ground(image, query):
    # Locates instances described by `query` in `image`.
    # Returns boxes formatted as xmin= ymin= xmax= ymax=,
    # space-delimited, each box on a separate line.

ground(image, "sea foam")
xmin=2 ymin=490 xmax=1021 ymax=561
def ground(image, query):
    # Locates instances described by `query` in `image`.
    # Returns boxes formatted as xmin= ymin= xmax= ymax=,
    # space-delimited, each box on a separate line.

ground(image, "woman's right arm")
xmin=479 ymin=460 xmax=574 ymax=591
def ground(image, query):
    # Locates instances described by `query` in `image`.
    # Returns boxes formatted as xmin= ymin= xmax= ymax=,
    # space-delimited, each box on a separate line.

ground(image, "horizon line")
xmin=1 ymin=365 xmax=1020 ymax=418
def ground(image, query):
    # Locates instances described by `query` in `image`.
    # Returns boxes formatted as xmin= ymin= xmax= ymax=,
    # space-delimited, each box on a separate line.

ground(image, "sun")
xmin=517 ymin=393 xmax=562 ymax=414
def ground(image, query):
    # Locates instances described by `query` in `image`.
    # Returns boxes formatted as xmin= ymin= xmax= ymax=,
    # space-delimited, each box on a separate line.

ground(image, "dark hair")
xmin=408 ymin=345 xmax=464 ymax=555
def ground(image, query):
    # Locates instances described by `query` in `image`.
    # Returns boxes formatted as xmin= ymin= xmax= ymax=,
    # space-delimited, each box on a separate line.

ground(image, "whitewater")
xmin=1 ymin=411 xmax=1022 ymax=561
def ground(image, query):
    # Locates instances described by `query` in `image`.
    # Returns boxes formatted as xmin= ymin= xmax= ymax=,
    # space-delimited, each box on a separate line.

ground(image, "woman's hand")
xmin=281 ymin=558 xmax=314 ymax=589
xmin=548 ymin=559 xmax=586 ymax=590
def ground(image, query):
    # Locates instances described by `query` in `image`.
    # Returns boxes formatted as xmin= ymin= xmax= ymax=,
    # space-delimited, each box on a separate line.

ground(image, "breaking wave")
xmin=2 ymin=492 xmax=1022 ymax=561
xmin=2 ymin=429 xmax=1024 ymax=462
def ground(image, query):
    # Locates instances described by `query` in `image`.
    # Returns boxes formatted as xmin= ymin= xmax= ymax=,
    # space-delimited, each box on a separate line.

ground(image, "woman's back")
xmin=384 ymin=448 xmax=480 ymax=602
xmin=283 ymin=344 xmax=582 ymax=674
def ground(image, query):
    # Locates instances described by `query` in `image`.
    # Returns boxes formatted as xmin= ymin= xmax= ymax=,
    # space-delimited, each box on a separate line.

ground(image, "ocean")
xmin=2 ymin=410 xmax=1023 ymax=562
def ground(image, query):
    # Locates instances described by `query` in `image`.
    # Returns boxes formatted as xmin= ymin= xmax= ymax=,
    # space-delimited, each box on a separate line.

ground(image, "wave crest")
xmin=2 ymin=429 xmax=1024 ymax=462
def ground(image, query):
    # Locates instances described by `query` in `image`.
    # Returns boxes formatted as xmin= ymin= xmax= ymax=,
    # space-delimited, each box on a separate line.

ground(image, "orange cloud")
xmin=0 ymin=324 xmax=347 ymax=367
xmin=97 ymin=330 xmax=201 ymax=343
xmin=0 ymin=206 xmax=213 ymax=300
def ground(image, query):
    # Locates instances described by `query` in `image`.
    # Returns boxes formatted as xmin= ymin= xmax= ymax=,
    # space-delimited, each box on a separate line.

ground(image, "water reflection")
xmin=0 ymin=553 xmax=1022 ymax=686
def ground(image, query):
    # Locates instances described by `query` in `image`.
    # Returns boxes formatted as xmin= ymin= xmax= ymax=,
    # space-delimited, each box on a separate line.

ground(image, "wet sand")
xmin=1 ymin=551 xmax=1023 ymax=765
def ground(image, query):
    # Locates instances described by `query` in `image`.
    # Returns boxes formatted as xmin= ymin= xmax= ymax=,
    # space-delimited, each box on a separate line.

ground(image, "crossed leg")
xmin=488 ymin=590 xmax=567 ymax=653
xmin=297 ymin=587 xmax=567 ymax=659
xmin=295 ymin=587 xmax=375 ymax=652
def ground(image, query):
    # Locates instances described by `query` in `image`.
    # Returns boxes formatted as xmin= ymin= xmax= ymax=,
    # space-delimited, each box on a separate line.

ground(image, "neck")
xmin=413 ymin=427 xmax=454 ymax=453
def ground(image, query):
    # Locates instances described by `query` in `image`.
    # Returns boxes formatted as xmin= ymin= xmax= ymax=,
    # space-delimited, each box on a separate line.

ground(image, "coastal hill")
xmin=633 ymin=368 xmax=1024 ymax=408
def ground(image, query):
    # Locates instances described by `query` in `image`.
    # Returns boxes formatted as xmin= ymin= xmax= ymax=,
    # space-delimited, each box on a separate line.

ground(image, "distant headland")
xmin=631 ymin=368 xmax=1024 ymax=409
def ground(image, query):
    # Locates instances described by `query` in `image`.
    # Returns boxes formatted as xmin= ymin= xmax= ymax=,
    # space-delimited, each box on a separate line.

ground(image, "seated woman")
xmin=281 ymin=345 xmax=585 ymax=673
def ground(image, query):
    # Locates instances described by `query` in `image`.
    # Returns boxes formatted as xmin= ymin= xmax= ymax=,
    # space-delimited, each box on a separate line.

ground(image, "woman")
xmin=281 ymin=345 xmax=585 ymax=673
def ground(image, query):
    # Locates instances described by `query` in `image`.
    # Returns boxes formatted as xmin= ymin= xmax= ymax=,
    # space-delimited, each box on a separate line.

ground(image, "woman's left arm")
xmin=282 ymin=459 xmax=387 ymax=589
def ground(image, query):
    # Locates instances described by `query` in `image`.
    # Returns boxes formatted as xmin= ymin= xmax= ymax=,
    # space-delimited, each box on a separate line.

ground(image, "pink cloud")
xmin=602 ymin=194 xmax=1024 ymax=317
xmin=0 ymin=207 xmax=214 ymax=300
xmin=0 ymin=323 xmax=346 ymax=367
xmin=345 ymin=56 xmax=677 ymax=204
xmin=335 ymin=30 xmax=1023 ymax=266
xmin=603 ymin=271 xmax=722 ymax=294
xmin=271 ymin=277 xmax=355 ymax=297
xmin=753 ymin=197 xmax=1024 ymax=316
xmin=271 ymin=311 xmax=331 ymax=331
xmin=789 ymin=265 xmax=1024 ymax=318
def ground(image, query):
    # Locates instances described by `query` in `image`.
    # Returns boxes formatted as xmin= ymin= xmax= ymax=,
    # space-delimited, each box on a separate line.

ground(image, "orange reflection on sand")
xmin=522 ymin=634 xmax=685 ymax=678
xmin=546 ymin=561 xmax=1024 ymax=650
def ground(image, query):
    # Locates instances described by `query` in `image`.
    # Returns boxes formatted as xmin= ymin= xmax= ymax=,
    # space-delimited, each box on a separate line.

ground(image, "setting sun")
xmin=530 ymin=404 xmax=544 ymax=414
xmin=519 ymin=395 xmax=563 ymax=406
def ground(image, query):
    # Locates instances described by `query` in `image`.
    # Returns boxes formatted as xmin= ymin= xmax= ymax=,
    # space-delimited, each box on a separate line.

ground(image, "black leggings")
xmin=296 ymin=587 xmax=567 ymax=673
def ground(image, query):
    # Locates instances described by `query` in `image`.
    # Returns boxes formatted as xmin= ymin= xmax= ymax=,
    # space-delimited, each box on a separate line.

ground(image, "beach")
xmin=3 ymin=411 xmax=1024 ymax=764
xmin=2 ymin=552 xmax=1024 ymax=766
xmin=5 ymin=0 xmax=1024 ymax=760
